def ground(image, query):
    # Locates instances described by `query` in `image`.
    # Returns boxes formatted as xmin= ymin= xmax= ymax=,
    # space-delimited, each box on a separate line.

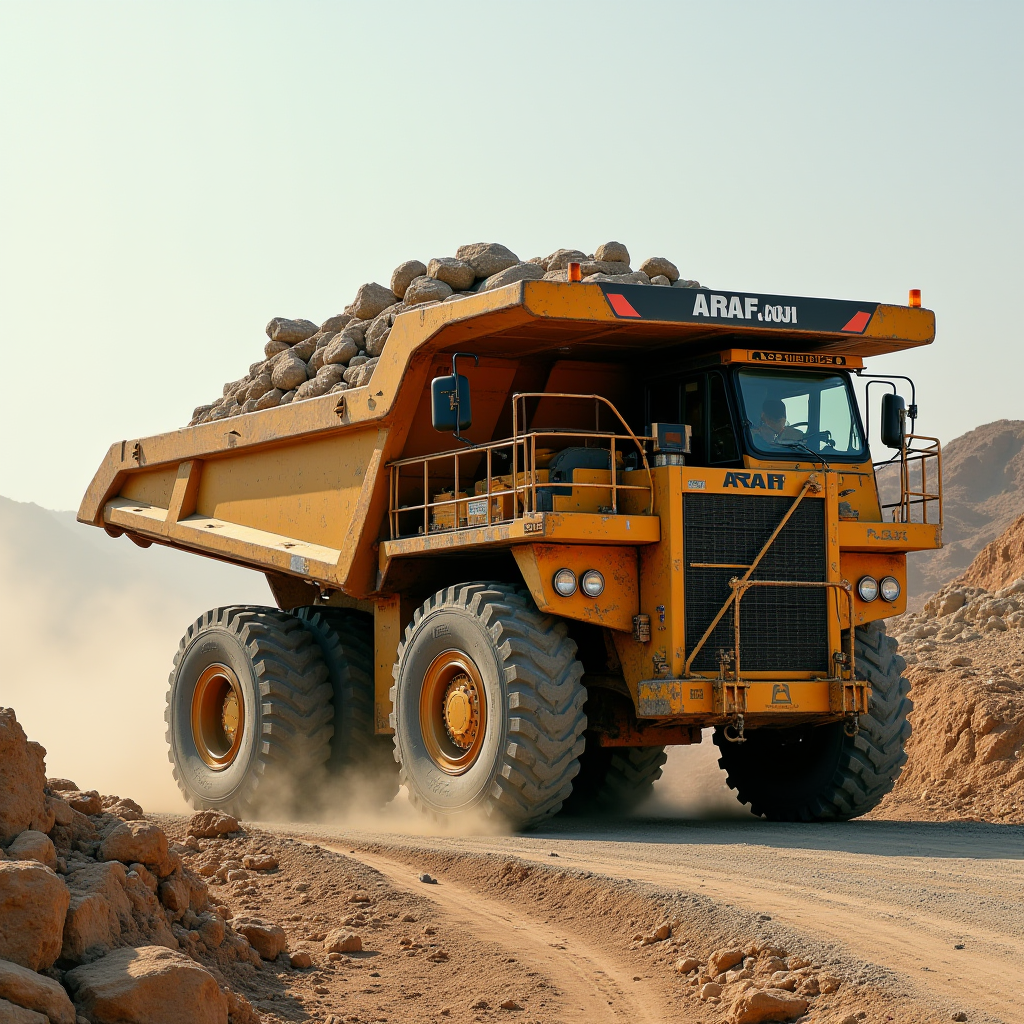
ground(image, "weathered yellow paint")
xmin=121 ymin=468 xmax=177 ymax=510
xmin=513 ymin=544 xmax=638 ymax=632
xmin=167 ymin=460 xmax=203 ymax=523
xmin=374 ymin=595 xmax=411 ymax=735
xmin=838 ymin=520 xmax=941 ymax=552
xmin=840 ymin=551 xmax=907 ymax=624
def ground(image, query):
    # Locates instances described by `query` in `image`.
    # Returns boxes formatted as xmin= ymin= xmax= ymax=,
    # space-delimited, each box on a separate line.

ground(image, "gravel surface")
xmin=271 ymin=814 xmax=1022 ymax=1024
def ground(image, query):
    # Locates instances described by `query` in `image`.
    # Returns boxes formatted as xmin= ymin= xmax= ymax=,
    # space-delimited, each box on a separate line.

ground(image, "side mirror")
xmin=430 ymin=352 xmax=478 ymax=442
xmin=431 ymin=373 xmax=472 ymax=432
xmin=880 ymin=393 xmax=905 ymax=450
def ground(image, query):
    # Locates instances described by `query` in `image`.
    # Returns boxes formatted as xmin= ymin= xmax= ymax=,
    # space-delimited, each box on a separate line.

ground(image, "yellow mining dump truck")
xmin=80 ymin=279 xmax=942 ymax=825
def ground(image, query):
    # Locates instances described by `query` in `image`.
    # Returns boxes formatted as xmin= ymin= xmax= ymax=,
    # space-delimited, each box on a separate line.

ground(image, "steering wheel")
xmin=788 ymin=421 xmax=809 ymax=431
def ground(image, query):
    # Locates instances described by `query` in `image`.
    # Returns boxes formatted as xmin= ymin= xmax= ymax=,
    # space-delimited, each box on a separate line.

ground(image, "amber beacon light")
xmin=908 ymin=288 xmax=921 ymax=308
xmin=568 ymin=261 xmax=582 ymax=283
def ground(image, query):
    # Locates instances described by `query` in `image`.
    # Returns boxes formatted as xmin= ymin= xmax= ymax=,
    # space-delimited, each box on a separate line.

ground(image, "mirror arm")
xmin=856 ymin=371 xmax=919 ymax=436
xmin=451 ymin=352 xmax=479 ymax=447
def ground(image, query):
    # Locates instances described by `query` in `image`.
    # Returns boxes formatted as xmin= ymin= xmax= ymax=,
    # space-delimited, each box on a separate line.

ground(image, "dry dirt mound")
xmin=878 ymin=419 xmax=1024 ymax=598
xmin=187 ymin=241 xmax=700 ymax=426
xmin=871 ymin=520 xmax=1024 ymax=823
xmin=956 ymin=512 xmax=1024 ymax=591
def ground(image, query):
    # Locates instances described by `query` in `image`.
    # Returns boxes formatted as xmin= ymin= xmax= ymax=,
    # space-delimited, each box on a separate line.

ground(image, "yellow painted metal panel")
xmin=745 ymin=682 xmax=833 ymax=714
xmin=120 ymin=468 xmax=177 ymax=509
xmin=838 ymin=520 xmax=941 ymax=552
xmin=513 ymin=544 xmax=638 ymax=632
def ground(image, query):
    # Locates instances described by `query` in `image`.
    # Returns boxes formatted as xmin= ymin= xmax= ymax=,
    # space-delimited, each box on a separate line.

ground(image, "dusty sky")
xmin=1 ymin=1 xmax=1021 ymax=510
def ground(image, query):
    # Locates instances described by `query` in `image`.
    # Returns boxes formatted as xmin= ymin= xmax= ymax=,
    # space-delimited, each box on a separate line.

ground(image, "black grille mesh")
xmin=684 ymin=494 xmax=828 ymax=672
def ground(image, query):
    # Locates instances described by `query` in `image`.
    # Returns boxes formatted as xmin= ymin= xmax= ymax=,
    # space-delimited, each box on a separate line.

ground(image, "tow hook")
xmin=844 ymin=715 xmax=860 ymax=737
xmin=723 ymin=713 xmax=747 ymax=744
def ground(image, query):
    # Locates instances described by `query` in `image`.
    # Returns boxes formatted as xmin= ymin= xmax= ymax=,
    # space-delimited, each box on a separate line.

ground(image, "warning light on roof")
xmin=909 ymin=289 xmax=921 ymax=308
xmin=568 ymin=261 xmax=582 ymax=284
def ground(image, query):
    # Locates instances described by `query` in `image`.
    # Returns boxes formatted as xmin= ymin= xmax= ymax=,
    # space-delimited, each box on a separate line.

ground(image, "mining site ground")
xmin=155 ymin=805 xmax=1024 ymax=1024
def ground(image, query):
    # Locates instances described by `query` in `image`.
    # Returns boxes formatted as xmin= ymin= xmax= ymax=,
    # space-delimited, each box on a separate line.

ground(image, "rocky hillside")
xmin=871 ymin=512 xmax=1024 ymax=823
xmin=878 ymin=419 xmax=1024 ymax=598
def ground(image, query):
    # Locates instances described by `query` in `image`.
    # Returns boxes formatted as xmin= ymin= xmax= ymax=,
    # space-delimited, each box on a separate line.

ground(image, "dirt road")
xmin=278 ymin=813 xmax=1024 ymax=1024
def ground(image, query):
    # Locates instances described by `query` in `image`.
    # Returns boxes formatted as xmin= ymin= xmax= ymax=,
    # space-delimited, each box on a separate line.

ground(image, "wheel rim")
xmin=191 ymin=663 xmax=245 ymax=770
xmin=419 ymin=649 xmax=487 ymax=775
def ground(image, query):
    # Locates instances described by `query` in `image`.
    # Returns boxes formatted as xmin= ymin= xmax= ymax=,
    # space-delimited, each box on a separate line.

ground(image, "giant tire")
xmin=294 ymin=607 xmax=400 ymax=809
xmin=714 ymin=620 xmax=911 ymax=821
xmin=561 ymin=740 xmax=667 ymax=815
xmin=390 ymin=582 xmax=587 ymax=828
xmin=166 ymin=606 xmax=333 ymax=817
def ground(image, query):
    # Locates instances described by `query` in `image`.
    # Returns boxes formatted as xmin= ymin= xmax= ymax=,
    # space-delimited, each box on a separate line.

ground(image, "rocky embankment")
xmin=0 ymin=707 xmax=267 ymax=1023
xmin=872 ymin=516 xmax=1024 ymax=823
xmin=188 ymin=241 xmax=698 ymax=426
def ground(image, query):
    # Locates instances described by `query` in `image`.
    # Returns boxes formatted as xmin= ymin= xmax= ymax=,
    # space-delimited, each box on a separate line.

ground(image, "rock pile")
xmin=870 ymin=514 xmax=1024 ymax=823
xmin=187 ymin=241 xmax=700 ymax=426
xmin=0 ymin=706 xmax=264 ymax=1024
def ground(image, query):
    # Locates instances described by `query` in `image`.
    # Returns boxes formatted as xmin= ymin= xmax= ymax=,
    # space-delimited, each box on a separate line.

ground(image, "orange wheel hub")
xmin=191 ymin=664 xmax=245 ymax=770
xmin=419 ymin=650 xmax=487 ymax=775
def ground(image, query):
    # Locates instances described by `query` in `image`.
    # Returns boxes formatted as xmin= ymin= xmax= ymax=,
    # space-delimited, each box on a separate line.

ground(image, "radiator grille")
xmin=683 ymin=494 xmax=828 ymax=672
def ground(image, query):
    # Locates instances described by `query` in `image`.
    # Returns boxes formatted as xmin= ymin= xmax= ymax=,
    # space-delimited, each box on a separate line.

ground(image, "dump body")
xmin=80 ymin=280 xmax=941 ymax=740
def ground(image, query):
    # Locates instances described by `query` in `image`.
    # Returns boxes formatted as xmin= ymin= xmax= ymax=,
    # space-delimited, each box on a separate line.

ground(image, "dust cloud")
xmin=642 ymin=731 xmax=753 ymax=819
xmin=0 ymin=495 xmax=269 ymax=813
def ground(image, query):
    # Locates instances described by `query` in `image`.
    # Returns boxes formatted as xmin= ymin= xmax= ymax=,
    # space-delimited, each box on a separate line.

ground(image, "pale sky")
xmin=1 ymin=2 xmax=1021 ymax=511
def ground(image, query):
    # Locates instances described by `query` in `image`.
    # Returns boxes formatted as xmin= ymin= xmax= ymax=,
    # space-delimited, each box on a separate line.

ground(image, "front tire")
xmin=166 ymin=606 xmax=333 ymax=818
xmin=714 ymin=621 xmax=911 ymax=821
xmin=390 ymin=583 xmax=587 ymax=829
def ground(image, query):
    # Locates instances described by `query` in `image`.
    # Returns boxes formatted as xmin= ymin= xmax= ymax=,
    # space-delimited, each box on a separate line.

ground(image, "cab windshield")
xmin=736 ymin=368 xmax=866 ymax=460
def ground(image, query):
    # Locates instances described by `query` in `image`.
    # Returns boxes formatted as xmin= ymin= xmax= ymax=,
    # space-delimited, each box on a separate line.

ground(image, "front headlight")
xmin=580 ymin=570 xmax=605 ymax=598
xmin=857 ymin=576 xmax=879 ymax=602
xmin=553 ymin=568 xmax=577 ymax=597
xmin=879 ymin=576 xmax=901 ymax=602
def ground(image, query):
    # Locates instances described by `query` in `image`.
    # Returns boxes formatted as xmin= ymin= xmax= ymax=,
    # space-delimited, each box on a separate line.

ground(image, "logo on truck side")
xmin=723 ymin=472 xmax=786 ymax=490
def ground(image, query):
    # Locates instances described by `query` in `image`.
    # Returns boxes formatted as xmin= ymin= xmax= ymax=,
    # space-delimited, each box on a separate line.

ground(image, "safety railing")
xmin=882 ymin=434 xmax=942 ymax=525
xmin=387 ymin=393 xmax=653 ymax=539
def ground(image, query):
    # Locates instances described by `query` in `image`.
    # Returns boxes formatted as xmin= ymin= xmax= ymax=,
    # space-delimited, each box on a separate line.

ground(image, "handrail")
xmin=387 ymin=392 xmax=655 ymax=539
xmin=879 ymin=434 xmax=942 ymax=526
xmin=512 ymin=393 xmax=654 ymax=515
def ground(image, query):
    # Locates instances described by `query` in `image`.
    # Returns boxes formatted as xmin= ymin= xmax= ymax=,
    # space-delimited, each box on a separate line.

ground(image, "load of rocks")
xmin=188 ymin=240 xmax=700 ymax=427
xmin=0 ymin=706 xmax=264 ymax=1024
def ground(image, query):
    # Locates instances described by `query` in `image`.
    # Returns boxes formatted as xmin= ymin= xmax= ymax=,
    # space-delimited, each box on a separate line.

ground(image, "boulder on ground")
xmin=46 ymin=779 xmax=78 ymax=793
xmin=63 ymin=791 xmax=102 ymax=816
xmin=63 ymin=862 xmax=132 ymax=963
xmin=98 ymin=822 xmax=167 ymax=868
xmin=454 ymin=242 xmax=519 ymax=278
xmin=265 ymin=318 xmax=318 ymax=344
xmin=595 ymin=240 xmax=629 ymax=264
xmin=0 ymin=997 xmax=48 ymax=1022
xmin=323 ymin=930 xmax=361 ymax=953
xmin=232 ymin=918 xmax=286 ymax=960
xmin=0 ymin=958 xmax=76 ymax=1024
xmin=639 ymin=256 xmax=679 ymax=282
xmin=348 ymin=283 xmax=398 ymax=321
xmin=0 ymin=861 xmax=69 ymax=971
xmin=390 ymin=260 xmax=426 ymax=299
xmin=404 ymin=276 xmax=452 ymax=306
xmin=0 ymin=709 xmax=50 ymax=845
xmin=727 ymin=987 xmax=808 ymax=1023
xmin=6 ymin=833 xmax=56 ymax=871
xmin=186 ymin=811 xmax=238 ymax=839
xmin=65 ymin=946 xmax=228 ymax=1024
xmin=709 ymin=947 xmax=745 ymax=975
xmin=104 ymin=797 xmax=143 ymax=822
xmin=479 ymin=262 xmax=545 ymax=292
xmin=427 ymin=257 xmax=475 ymax=291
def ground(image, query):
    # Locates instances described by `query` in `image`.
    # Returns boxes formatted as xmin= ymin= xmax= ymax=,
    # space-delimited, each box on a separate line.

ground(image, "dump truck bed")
xmin=79 ymin=280 xmax=934 ymax=600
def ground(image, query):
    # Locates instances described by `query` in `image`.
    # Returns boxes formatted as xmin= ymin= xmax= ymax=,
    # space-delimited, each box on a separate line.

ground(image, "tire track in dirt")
xmin=316 ymin=843 xmax=676 ymax=1024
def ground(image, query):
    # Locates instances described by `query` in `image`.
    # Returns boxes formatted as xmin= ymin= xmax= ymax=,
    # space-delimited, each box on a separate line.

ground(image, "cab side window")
xmin=681 ymin=377 xmax=706 ymax=464
xmin=708 ymin=372 xmax=739 ymax=463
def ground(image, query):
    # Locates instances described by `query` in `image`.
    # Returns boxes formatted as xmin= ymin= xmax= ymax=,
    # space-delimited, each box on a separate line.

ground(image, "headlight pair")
xmin=552 ymin=568 xmax=605 ymax=598
xmin=857 ymin=575 xmax=901 ymax=603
